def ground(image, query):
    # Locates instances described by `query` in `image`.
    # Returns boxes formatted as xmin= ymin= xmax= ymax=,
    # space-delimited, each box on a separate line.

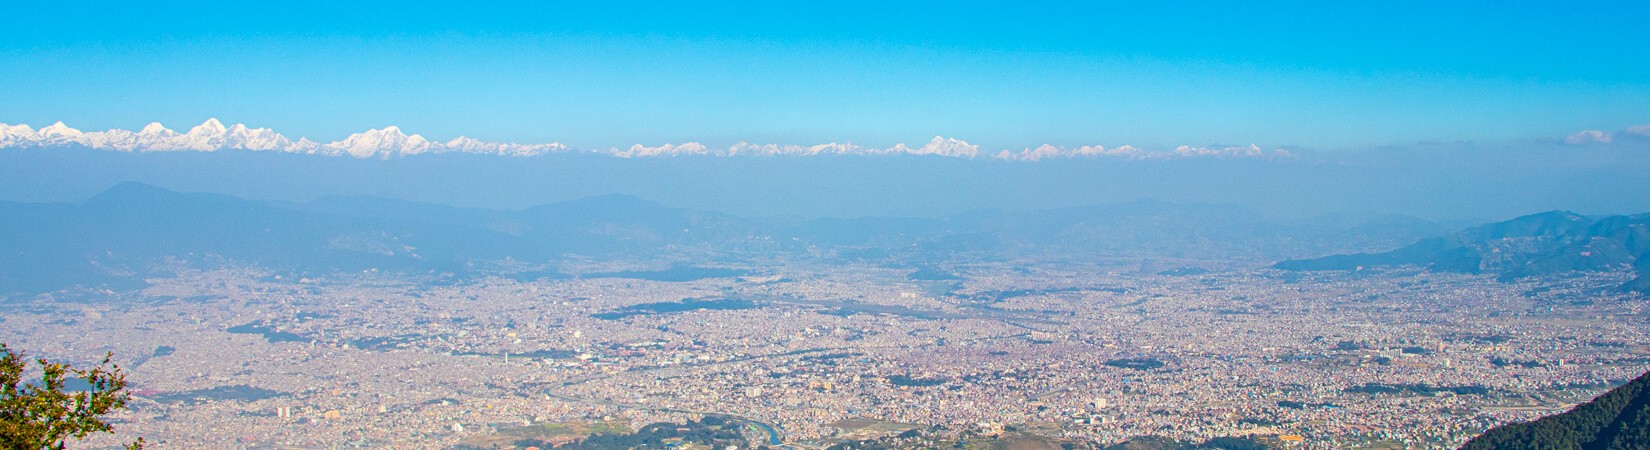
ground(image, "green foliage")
xmin=1198 ymin=436 xmax=1269 ymax=450
xmin=517 ymin=417 xmax=750 ymax=450
xmin=1461 ymin=369 xmax=1650 ymax=450
xmin=1102 ymin=435 xmax=1187 ymax=450
xmin=1104 ymin=358 xmax=1167 ymax=371
xmin=0 ymin=343 xmax=143 ymax=449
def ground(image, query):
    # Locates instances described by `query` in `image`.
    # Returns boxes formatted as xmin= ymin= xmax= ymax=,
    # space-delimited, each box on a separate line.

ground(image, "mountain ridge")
xmin=0 ymin=119 xmax=1294 ymax=160
xmin=0 ymin=182 xmax=1459 ymax=296
xmin=1276 ymin=210 xmax=1650 ymax=291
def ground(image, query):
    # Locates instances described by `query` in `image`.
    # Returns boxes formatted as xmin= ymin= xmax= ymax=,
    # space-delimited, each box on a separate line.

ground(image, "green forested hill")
xmin=1461 ymin=369 xmax=1650 ymax=449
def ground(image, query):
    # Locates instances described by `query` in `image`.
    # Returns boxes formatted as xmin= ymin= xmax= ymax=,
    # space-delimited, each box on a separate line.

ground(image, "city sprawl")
xmin=5 ymin=261 xmax=1647 ymax=449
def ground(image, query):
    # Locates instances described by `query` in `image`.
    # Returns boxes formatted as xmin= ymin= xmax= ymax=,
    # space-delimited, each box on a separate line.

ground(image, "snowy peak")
xmin=0 ymin=123 xmax=41 ymax=148
xmin=221 ymin=123 xmax=294 ymax=151
xmin=180 ymin=119 xmax=230 ymax=150
xmin=139 ymin=122 xmax=173 ymax=135
xmin=623 ymin=137 xmax=984 ymax=158
xmin=444 ymin=135 xmax=487 ymax=149
xmin=322 ymin=126 xmax=433 ymax=158
xmin=0 ymin=119 xmax=310 ymax=153
xmin=0 ymin=118 xmax=1296 ymax=161
xmin=443 ymin=136 xmax=568 ymax=157
xmin=994 ymin=143 xmax=1292 ymax=161
xmin=39 ymin=121 xmax=83 ymax=140
xmin=611 ymin=142 xmax=710 ymax=158
xmin=191 ymin=118 xmax=226 ymax=135
xmin=913 ymin=136 xmax=978 ymax=158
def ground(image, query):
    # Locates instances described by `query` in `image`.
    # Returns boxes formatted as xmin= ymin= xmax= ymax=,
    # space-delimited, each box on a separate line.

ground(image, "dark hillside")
xmin=1461 ymin=369 xmax=1650 ymax=449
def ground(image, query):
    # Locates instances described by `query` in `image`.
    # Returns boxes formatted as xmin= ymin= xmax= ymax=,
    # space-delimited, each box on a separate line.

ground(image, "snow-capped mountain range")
xmin=0 ymin=119 xmax=1294 ymax=160
xmin=0 ymin=119 xmax=565 ymax=158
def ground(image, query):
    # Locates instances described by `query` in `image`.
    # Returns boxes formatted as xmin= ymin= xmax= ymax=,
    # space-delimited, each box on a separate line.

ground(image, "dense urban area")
xmin=3 ymin=258 xmax=1645 ymax=449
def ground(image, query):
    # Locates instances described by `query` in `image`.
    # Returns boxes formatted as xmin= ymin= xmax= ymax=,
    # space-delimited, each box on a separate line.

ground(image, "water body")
xmin=747 ymin=420 xmax=783 ymax=446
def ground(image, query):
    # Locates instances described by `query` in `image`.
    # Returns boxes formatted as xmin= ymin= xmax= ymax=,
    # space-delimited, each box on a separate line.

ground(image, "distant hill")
xmin=792 ymin=200 xmax=1446 ymax=262
xmin=0 ymin=182 xmax=1449 ymax=296
xmin=0 ymin=183 xmax=737 ymax=294
xmin=1276 ymin=211 xmax=1650 ymax=292
xmin=1460 ymin=369 xmax=1650 ymax=449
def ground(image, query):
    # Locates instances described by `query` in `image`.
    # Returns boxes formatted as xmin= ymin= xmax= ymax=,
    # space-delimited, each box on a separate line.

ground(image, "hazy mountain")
xmin=515 ymin=193 xmax=767 ymax=255
xmin=1276 ymin=211 xmax=1650 ymax=291
xmin=1460 ymin=369 xmax=1650 ymax=449
xmin=0 ymin=184 xmax=665 ymax=294
xmin=0 ymin=182 xmax=489 ymax=293
xmin=0 ymin=182 xmax=1451 ymax=296
xmin=789 ymin=201 xmax=1447 ymax=261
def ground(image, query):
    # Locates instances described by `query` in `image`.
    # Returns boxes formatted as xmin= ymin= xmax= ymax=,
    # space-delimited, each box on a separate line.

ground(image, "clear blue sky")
xmin=3 ymin=1 xmax=1648 ymax=150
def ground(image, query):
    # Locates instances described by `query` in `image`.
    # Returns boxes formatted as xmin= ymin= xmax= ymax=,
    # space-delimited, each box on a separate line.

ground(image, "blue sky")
xmin=3 ymin=1 xmax=1648 ymax=150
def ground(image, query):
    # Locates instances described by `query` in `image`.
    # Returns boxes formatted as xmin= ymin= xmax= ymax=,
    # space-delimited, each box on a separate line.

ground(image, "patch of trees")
xmin=1491 ymin=357 xmax=1546 ymax=368
xmin=1461 ymin=369 xmax=1650 ymax=449
xmin=907 ymin=267 xmax=961 ymax=281
xmin=1105 ymin=358 xmax=1167 ymax=371
xmin=963 ymin=286 xmax=1086 ymax=303
xmin=1343 ymin=383 xmax=1489 ymax=396
xmin=519 ymin=417 xmax=752 ymax=450
xmin=151 ymin=385 xmax=287 ymax=404
xmin=888 ymin=375 xmax=947 ymax=387
xmin=585 ymin=265 xmax=753 ymax=282
xmin=590 ymin=298 xmax=761 ymax=320
xmin=1276 ymin=400 xmax=1336 ymax=409
xmin=225 ymin=322 xmax=309 ymax=343
xmin=1100 ymin=434 xmax=1270 ymax=449
xmin=1 ymin=343 xmax=144 ymax=448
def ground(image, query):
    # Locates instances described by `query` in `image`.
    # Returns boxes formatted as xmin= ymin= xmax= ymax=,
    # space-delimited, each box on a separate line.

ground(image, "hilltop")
xmin=1461 ymin=369 xmax=1650 ymax=449
xmin=1277 ymin=211 xmax=1650 ymax=292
